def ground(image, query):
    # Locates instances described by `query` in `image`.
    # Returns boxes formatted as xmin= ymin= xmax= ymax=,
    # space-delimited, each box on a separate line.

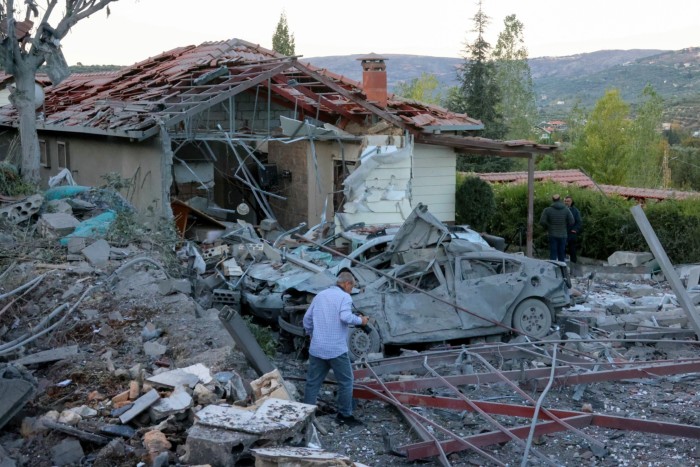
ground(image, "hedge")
xmin=461 ymin=179 xmax=700 ymax=263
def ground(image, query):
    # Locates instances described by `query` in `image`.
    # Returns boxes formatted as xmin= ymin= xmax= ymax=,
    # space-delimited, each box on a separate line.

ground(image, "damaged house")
xmin=0 ymin=39 xmax=556 ymax=233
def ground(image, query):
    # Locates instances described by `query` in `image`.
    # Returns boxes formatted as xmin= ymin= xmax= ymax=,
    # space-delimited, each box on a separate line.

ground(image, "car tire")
xmin=347 ymin=323 xmax=381 ymax=361
xmin=512 ymin=298 xmax=552 ymax=338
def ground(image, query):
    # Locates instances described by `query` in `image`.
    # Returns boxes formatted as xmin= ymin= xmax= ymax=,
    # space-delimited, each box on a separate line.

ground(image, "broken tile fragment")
xmin=148 ymin=386 xmax=193 ymax=421
xmin=119 ymin=389 xmax=160 ymax=424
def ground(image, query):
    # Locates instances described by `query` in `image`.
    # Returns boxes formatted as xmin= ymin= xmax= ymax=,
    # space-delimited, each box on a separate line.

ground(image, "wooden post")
xmin=526 ymin=154 xmax=535 ymax=257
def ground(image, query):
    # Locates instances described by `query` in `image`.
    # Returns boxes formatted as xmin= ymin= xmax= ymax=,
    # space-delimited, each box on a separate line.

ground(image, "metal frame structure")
xmin=349 ymin=342 xmax=700 ymax=464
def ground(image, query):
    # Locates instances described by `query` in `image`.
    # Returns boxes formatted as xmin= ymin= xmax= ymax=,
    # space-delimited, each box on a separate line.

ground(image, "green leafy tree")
xmin=395 ymin=72 xmax=442 ymax=105
xmin=627 ymin=84 xmax=666 ymax=187
xmin=492 ymin=14 xmax=537 ymax=141
xmin=0 ymin=0 xmax=117 ymax=183
xmin=272 ymin=11 xmax=295 ymax=56
xmin=452 ymin=1 xmax=509 ymax=172
xmin=567 ymin=89 xmax=631 ymax=184
xmin=453 ymin=1 xmax=504 ymax=139
xmin=668 ymin=145 xmax=700 ymax=190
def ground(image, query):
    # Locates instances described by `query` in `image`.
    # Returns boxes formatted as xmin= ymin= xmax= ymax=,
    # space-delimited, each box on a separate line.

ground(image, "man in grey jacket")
xmin=539 ymin=194 xmax=574 ymax=262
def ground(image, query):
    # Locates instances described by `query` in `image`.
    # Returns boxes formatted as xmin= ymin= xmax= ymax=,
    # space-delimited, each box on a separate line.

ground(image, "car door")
xmin=381 ymin=261 xmax=463 ymax=339
xmin=454 ymin=256 xmax=523 ymax=330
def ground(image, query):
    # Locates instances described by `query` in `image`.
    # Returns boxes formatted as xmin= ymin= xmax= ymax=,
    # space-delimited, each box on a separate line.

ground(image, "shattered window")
xmin=460 ymin=258 xmax=519 ymax=280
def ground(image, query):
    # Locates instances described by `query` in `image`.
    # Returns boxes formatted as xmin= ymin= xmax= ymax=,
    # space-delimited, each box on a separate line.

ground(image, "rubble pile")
xmin=2 ymin=191 xmax=700 ymax=466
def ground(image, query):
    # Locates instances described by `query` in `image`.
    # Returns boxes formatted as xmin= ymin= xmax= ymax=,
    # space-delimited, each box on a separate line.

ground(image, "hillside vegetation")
xmin=306 ymin=47 xmax=700 ymax=129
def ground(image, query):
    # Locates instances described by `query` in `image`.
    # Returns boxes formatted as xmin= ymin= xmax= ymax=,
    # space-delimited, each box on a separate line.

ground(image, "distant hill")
xmin=306 ymin=48 xmax=700 ymax=130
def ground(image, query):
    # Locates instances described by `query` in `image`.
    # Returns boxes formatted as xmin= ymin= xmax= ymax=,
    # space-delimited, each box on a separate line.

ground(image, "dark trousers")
xmin=567 ymin=234 xmax=578 ymax=263
xmin=548 ymin=236 xmax=567 ymax=262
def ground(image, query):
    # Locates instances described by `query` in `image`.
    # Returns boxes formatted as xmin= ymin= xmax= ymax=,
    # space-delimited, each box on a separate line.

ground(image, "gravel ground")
xmin=2 ymin=251 xmax=700 ymax=467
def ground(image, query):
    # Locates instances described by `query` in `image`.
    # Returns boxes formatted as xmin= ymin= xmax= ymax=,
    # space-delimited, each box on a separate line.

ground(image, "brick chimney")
xmin=357 ymin=53 xmax=388 ymax=107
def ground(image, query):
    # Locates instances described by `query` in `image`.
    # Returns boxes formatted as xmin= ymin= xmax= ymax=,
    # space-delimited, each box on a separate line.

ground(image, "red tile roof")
xmin=475 ymin=169 xmax=699 ymax=201
xmin=0 ymin=39 xmax=484 ymax=139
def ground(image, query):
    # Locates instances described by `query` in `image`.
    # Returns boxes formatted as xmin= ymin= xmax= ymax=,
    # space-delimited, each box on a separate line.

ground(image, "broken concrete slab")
xmin=181 ymin=424 xmax=258 ymax=467
xmin=146 ymin=366 xmax=206 ymax=389
xmin=67 ymin=237 xmax=87 ymax=254
xmin=37 ymin=212 xmax=80 ymax=238
xmin=158 ymin=278 xmax=192 ymax=296
xmin=119 ymin=389 xmax=160 ymax=424
xmin=51 ymin=438 xmax=84 ymax=466
xmin=195 ymin=398 xmax=316 ymax=435
xmin=46 ymin=199 xmax=73 ymax=214
xmin=148 ymin=386 xmax=193 ymax=421
xmin=607 ymin=251 xmax=654 ymax=267
xmin=143 ymin=341 xmax=168 ymax=357
xmin=81 ymin=239 xmax=111 ymax=268
xmin=10 ymin=345 xmax=79 ymax=366
xmin=251 ymin=446 xmax=362 ymax=467
xmin=0 ymin=368 xmax=37 ymax=430
xmin=687 ymin=266 xmax=700 ymax=290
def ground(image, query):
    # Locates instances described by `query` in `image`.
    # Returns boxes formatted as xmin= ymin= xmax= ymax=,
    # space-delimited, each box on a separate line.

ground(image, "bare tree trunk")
xmin=11 ymin=69 xmax=40 ymax=183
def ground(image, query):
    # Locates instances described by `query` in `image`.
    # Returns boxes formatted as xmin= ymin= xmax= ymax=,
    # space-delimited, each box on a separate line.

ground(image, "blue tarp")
xmin=59 ymin=211 xmax=116 ymax=246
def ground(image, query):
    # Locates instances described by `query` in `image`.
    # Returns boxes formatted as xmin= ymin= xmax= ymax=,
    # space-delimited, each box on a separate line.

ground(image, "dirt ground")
xmin=1 ymin=240 xmax=700 ymax=466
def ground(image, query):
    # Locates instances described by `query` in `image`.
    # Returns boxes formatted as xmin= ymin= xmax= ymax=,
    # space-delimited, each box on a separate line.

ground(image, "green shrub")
xmin=455 ymin=175 xmax=496 ymax=231
xmin=490 ymin=182 xmax=700 ymax=263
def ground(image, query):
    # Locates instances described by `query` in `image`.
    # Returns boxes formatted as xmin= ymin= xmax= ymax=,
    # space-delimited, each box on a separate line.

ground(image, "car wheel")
xmin=512 ymin=298 xmax=552 ymax=338
xmin=347 ymin=323 xmax=381 ymax=361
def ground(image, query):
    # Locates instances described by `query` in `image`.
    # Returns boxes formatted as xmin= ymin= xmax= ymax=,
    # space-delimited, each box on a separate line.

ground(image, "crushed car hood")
xmin=380 ymin=203 xmax=451 ymax=261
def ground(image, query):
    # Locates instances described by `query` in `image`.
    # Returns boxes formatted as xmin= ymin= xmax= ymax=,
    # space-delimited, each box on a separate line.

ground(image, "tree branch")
xmin=53 ymin=0 xmax=115 ymax=38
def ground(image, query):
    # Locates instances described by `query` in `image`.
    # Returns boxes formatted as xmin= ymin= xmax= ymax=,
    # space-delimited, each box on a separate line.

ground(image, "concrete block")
xmin=81 ymin=239 xmax=111 ymax=268
xmin=607 ymin=251 xmax=654 ymax=267
xmin=119 ymin=389 xmax=160 ymax=424
xmin=182 ymin=424 xmax=257 ymax=467
xmin=0 ymin=194 xmax=43 ymax=224
xmin=563 ymin=318 xmax=589 ymax=336
xmin=37 ymin=213 xmax=80 ymax=238
xmin=51 ymin=438 xmax=84 ymax=466
xmin=149 ymin=386 xmax=193 ymax=421
xmin=67 ymin=236 xmax=87 ymax=254
xmin=201 ymin=273 xmax=224 ymax=291
xmin=158 ymin=278 xmax=192 ymax=296
xmin=46 ymin=199 xmax=72 ymax=214
xmin=687 ymin=266 xmax=700 ymax=290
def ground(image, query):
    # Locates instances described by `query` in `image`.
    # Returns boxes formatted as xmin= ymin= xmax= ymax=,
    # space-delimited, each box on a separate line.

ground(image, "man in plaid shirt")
xmin=303 ymin=271 xmax=369 ymax=426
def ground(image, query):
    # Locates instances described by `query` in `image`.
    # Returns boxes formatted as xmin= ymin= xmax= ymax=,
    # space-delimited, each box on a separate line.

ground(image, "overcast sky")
xmin=60 ymin=0 xmax=700 ymax=65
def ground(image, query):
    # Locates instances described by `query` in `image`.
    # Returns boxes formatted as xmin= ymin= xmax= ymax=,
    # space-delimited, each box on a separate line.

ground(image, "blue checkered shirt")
xmin=303 ymin=285 xmax=362 ymax=359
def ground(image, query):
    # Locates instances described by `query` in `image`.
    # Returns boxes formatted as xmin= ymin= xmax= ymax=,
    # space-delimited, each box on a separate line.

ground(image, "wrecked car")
xmin=240 ymin=223 xmax=494 ymax=322
xmin=278 ymin=204 xmax=571 ymax=360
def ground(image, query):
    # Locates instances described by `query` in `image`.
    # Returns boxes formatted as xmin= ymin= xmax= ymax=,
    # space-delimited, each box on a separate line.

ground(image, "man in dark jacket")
xmin=539 ymin=194 xmax=574 ymax=261
xmin=564 ymin=195 xmax=582 ymax=263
